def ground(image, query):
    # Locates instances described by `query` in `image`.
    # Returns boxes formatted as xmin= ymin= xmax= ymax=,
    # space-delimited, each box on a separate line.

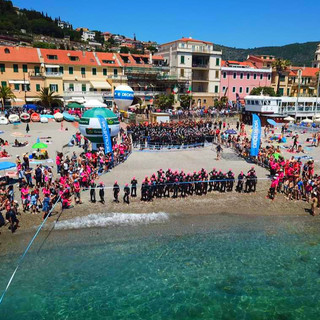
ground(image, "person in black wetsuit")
xmin=113 ymin=181 xmax=120 ymax=203
xmin=131 ymin=177 xmax=137 ymax=197
xmin=236 ymin=171 xmax=245 ymax=193
xmin=123 ymin=183 xmax=130 ymax=204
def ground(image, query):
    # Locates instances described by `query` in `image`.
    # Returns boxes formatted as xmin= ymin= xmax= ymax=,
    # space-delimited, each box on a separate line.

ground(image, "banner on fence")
xmin=250 ymin=113 xmax=261 ymax=156
xmin=97 ymin=115 xmax=113 ymax=155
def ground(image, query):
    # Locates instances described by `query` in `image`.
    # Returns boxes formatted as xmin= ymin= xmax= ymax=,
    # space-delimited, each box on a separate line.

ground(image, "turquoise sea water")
xmin=1 ymin=213 xmax=320 ymax=319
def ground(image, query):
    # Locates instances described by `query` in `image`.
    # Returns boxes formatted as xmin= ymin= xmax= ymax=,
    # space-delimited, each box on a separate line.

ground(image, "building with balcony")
xmin=289 ymin=67 xmax=320 ymax=97
xmin=159 ymin=37 xmax=222 ymax=107
xmin=312 ymin=44 xmax=320 ymax=68
xmin=0 ymin=46 xmax=43 ymax=104
xmin=0 ymin=46 xmax=125 ymax=105
xmin=116 ymin=52 xmax=186 ymax=104
xmin=220 ymin=60 xmax=272 ymax=101
xmin=81 ymin=30 xmax=96 ymax=42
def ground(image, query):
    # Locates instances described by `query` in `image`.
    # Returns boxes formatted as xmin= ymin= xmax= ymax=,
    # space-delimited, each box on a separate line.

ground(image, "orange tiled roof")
xmin=301 ymin=67 xmax=319 ymax=77
xmin=39 ymin=48 xmax=97 ymax=66
xmin=161 ymin=37 xmax=213 ymax=46
xmin=95 ymin=52 xmax=119 ymax=66
xmin=0 ymin=46 xmax=40 ymax=63
xmin=222 ymin=60 xmax=256 ymax=68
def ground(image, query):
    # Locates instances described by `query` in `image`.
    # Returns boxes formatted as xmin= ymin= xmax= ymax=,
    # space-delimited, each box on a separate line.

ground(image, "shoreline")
xmin=1 ymin=182 xmax=317 ymax=257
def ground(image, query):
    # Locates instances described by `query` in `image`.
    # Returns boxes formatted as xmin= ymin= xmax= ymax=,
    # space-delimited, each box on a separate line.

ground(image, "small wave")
xmin=54 ymin=212 xmax=169 ymax=230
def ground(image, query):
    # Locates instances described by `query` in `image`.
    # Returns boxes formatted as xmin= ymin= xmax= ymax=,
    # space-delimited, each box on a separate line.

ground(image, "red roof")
xmin=39 ymin=48 xmax=97 ymax=66
xmin=95 ymin=52 xmax=119 ymax=66
xmin=301 ymin=67 xmax=319 ymax=77
xmin=161 ymin=37 xmax=213 ymax=46
xmin=222 ymin=60 xmax=256 ymax=68
xmin=289 ymin=67 xmax=319 ymax=77
xmin=0 ymin=46 xmax=40 ymax=63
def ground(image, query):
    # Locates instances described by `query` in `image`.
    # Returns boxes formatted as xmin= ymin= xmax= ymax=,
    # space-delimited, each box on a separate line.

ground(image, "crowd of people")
xmin=110 ymin=167 xmax=258 ymax=205
xmin=1 ymin=116 xmax=320 ymax=235
xmin=0 ymin=130 xmax=132 ymax=233
xmin=128 ymin=120 xmax=241 ymax=149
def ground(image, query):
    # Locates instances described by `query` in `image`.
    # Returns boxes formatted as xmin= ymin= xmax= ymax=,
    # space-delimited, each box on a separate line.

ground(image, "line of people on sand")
xmin=128 ymin=120 xmax=241 ymax=149
xmin=110 ymin=167 xmax=258 ymax=205
xmin=0 ymin=131 xmax=132 ymax=234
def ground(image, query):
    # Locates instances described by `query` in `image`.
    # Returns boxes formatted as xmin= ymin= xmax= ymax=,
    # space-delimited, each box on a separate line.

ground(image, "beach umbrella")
xmin=301 ymin=118 xmax=313 ymax=123
xmin=23 ymin=104 xmax=37 ymax=111
xmin=225 ymin=129 xmax=237 ymax=134
xmin=0 ymin=162 xmax=16 ymax=170
xmin=273 ymin=153 xmax=281 ymax=160
xmin=267 ymin=119 xmax=277 ymax=126
xmin=66 ymin=102 xmax=85 ymax=109
xmin=284 ymin=116 xmax=295 ymax=121
xmin=32 ymin=142 xmax=48 ymax=149
xmin=83 ymin=100 xmax=107 ymax=108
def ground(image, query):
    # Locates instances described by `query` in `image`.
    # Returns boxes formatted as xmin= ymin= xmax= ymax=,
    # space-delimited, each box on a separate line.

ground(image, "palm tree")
xmin=0 ymin=86 xmax=16 ymax=111
xmin=272 ymin=58 xmax=291 ymax=96
xmin=36 ymin=87 xmax=62 ymax=110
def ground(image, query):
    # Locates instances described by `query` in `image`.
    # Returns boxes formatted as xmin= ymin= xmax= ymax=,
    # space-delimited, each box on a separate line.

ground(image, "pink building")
xmin=220 ymin=60 xmax=272 ymax=102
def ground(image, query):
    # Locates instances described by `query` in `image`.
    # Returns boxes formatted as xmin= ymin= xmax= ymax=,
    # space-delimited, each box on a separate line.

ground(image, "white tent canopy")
xmin=284 ymin=116 xmax=295 ymax=121
xmin=83 ymin=99 xmax=107 ymax=108
xmin=313 ymin=118 xmax=320 ymax=123
xmin=301 ymin=118 xmax=313 ymax=123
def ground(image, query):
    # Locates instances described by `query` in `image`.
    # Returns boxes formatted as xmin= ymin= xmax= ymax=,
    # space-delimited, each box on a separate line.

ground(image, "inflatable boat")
xmin=31 ymin=112 xmax=40 ymax=122
xmin=0 ymin=116 xmax=8 ymax=125
xmin=8 ymin=114 xmax=20 ymax=123
xmin=54 ymin=112 xmax=63 ymax=122
xmin=20 ymin=113 xmax=30 ymax=123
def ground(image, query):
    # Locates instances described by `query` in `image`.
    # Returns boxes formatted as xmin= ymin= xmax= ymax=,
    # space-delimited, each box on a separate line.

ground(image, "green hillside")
xmin=213 ymin=42 xmax=319 ymax=67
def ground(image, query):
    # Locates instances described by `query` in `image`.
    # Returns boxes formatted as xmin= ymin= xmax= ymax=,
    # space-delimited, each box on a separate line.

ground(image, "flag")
xmin=187 ymin=85 xmax=192 ymax=94
xmin=97 ymin=115 xmax=113 ymax=156
xmin=250 ymin=114 xmax=261 ymax=156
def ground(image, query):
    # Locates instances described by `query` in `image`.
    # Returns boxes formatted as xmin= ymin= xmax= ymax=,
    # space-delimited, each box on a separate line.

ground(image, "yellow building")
xmin=0 ymin=46 xmax=43 ymax=104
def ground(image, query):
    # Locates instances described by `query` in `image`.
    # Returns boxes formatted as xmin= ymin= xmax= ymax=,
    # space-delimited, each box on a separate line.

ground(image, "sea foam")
xmin=54 ymin=212 xmax=169 ymax=230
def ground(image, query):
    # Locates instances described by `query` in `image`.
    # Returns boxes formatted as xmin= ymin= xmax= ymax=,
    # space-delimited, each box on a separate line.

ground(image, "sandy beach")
xmin=1 ymin=118 xmax=319 ymax=255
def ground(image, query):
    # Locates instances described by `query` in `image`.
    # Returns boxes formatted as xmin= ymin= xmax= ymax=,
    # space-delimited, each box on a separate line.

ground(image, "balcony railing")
xmin=63 ymin=91 xmax=112 ymax=97
xmin=45 ymin=72 xmax=63 ymax=77
xmin=106 ymin=75 xmax=128 ymax=80
xmin=29 ymin=71 xmax=44 ymax=78
xmin=192 ymin=63 xmax=209 ymax=68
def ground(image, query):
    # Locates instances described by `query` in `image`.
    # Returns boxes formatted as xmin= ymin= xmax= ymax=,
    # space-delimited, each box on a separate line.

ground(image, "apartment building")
xmin=220 ymin=60 xmax=272 ymax=101
xmin=0 ymin=46 xmax=124 ymax=104
xmin=159 ymin=37 xmax=222 ymax=107
xmin=0 ymin=46 xmax=44 ymax=103
xmin=0 ymin=46 xmax=179 ymax=106
xmin=289 ymin=67 xmax=320 ymax=97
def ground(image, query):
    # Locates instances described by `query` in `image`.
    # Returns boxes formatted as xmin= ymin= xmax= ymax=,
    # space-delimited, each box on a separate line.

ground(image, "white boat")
xmin=54 ymin=112 xmax=63 ymax=122
xmin=40 ymin=117 xmax=49 ymax=123
xmin=244 ymin=95 xmax=320 ymax=124
xmin=8 ymin=114 xmax=20 ymax=123
xmin=20 ymin=112 xmax=30 ymax=123
xmin=0 ymin=116 xmax=8 ymax=125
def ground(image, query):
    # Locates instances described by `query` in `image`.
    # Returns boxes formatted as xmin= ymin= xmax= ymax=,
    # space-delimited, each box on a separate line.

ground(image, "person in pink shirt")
xmin=21 ymin=185 xmax=30 ymax=212
xmin=268 ymin=177 xmax=279 ymax=200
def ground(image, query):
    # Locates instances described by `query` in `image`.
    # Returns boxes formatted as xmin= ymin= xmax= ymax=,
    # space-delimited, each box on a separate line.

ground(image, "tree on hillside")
xmin=0 ymin=85 xmax=16 ymax=110
xmin=35 ymin=87 xmax=62 ymax=110
xmin=272 ymin=58 xmax=291 ymax=95
xmin=250 ymin=86 xmax=276 ymax=96
xmin=154 ymin=94 xmax=174 ymax=110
